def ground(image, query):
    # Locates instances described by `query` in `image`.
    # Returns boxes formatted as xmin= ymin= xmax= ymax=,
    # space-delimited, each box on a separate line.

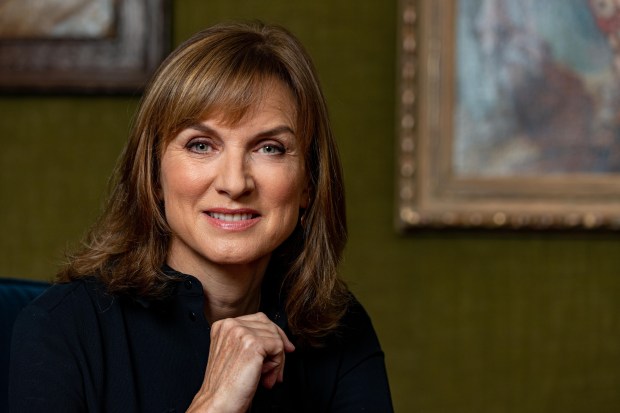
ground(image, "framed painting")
xmin=396 ymin=0 xmax=620 ymax=230
xmin=0 ymin=0 xmax=169 ymax=93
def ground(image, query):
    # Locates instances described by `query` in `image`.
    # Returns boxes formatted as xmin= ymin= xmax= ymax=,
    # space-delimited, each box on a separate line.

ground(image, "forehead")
xmin=204 ymin=79 xmax=298 ymax=128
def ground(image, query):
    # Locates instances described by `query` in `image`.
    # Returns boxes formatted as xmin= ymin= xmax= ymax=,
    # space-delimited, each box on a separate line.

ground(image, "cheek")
xmin=160 ymin=157 xmax=207 ymax=209
xmin=262 ymin=166 xmax=306 ymax=209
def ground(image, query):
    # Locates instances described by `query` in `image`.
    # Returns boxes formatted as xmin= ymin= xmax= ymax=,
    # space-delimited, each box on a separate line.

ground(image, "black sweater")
xmin=9 ymin=268 xmax=393 ymax=412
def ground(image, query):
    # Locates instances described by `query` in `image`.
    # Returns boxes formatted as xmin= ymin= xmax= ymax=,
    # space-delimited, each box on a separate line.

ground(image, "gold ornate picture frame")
xmin=396 ymin=0 xmax=620 ymax=231
xmin=0 ymin=0 xmax=169 ymax=93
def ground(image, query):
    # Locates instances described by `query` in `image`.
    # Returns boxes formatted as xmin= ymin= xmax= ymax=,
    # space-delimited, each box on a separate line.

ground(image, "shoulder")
xmin=9 ymin=278 xmax=112 ymax=412
xmin=339 ymin=295 xmax=376 ymax=335
xmin=300 ymin=294 xmax=383 ymax=364
xmin=323 ymin=294 xmax=381 ymax=351
xmin=15 ymin=277 xmax=118 ymax=330
xmin=11 ymin=277 xmax=125 ymax=376
xmin=292 ymin=295 xmax=392 ymax=410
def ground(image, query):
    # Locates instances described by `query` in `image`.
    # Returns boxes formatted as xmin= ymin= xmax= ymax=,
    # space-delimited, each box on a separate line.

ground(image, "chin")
xmin=207 ymin=250 xmax=271 ymax=267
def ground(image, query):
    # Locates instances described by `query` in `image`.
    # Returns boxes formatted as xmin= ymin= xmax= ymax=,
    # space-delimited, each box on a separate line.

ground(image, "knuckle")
xmin=210 ymin=320 xmax=222 ymax=335
xmin=230 ymin=324 xmax=246 ymax=338
xmin=218 ymin=318 xmax=239 ymax=334
xmin=255 ymin=312 xmax=269 ymax=321
xmin=240 ymin=334 xmax=257 ymax=349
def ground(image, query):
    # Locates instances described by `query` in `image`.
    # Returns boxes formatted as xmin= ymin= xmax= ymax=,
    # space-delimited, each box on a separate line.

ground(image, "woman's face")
xmin=160 ymin=79 xmax=308 ymax=274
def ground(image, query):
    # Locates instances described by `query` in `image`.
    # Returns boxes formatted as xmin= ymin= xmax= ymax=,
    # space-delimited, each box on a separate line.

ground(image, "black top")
xmin=9 ymin=267 xmax=393 ymax=412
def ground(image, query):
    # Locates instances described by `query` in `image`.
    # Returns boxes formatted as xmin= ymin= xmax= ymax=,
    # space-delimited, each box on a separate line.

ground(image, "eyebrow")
xmin=188 ymin=123 xmax=296 ymax=140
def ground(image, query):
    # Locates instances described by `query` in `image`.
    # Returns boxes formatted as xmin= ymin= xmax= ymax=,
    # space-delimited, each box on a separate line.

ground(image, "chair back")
xmin=0 ymin=278 xmax=49 ymax=412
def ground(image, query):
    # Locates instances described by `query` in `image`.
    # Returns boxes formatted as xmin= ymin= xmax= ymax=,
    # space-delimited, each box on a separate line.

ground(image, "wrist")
xmin=186 ymin=392 xmax=246 ymax=413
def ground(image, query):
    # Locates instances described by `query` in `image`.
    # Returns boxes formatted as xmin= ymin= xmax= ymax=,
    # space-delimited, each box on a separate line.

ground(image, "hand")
xmin=186 ymin=312 xmax=295 ymax=413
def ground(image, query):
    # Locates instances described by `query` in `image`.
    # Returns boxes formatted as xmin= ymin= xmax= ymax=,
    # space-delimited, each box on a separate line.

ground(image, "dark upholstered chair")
xmin=1 ymin=278 xmax=50 ymax=412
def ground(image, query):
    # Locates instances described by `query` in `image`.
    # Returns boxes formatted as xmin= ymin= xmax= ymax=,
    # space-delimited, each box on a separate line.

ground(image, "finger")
xmin=257 ymin=354 xmax=282 ymax=390
xmin=232 ymin=316 xmax=296 ymax=353
xmin=260 ymin=345 xmax=286 ymax=385
xmin=259 ymin=345 xmax=286 ymax=387
xmin=226 ymin=316 xmax=279 ymax=333
xmin=278 ymin=355 xmax=285 ymax=383
xmin=260 ymin=354 xmax=282 ymax=389
xmin=261 ymin=369 xmax=279 ymax=389
xmin=213 ymin=314 xmax=293 ymax=374
xmin=237 ymin=316 xmax=294 ymax=348
xmin=261 ymin=360 xmax=280 ymax=375
xmin=274 ymin=324 xmax=295 ymax=353
xmin=243 ymin=318 xmax=294 ymax=382
xmin=235 ymin=311 xmax=270 ymax=322
xmin=213 ymin=318 xmax=278 ymax=346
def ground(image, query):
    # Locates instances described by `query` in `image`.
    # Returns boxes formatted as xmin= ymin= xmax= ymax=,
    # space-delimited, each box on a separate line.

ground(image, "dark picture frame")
xmin=0 ymin=0 xmax=169 ymax=94
xmin=396 ymin=0 xmax=620 ymax=231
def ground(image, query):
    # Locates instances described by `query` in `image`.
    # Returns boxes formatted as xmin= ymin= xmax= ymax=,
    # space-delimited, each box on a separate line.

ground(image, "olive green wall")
xmin=1 ymin=1 xmax=619 ymax=412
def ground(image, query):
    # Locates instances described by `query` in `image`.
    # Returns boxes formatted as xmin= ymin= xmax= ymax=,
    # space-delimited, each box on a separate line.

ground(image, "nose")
xmin=213 ymin=150 xmax=255 ymax=199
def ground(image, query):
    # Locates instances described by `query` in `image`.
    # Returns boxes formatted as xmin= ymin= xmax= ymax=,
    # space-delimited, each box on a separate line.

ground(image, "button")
xmin=184 ymin=279 xmax=193 ymax=290
xmin=189 ymin=311 xmax=197 ymax=321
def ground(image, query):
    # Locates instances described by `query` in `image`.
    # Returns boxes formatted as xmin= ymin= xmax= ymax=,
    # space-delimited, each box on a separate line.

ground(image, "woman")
xmin=9 ymin=22 xmax=393 ymax=412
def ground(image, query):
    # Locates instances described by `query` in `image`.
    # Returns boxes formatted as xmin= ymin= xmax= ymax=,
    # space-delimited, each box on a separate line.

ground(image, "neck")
xmin=200 ymin=263 xmax=265 ymax=323
xmin=167 ymin=254 xmax=269 ymax=324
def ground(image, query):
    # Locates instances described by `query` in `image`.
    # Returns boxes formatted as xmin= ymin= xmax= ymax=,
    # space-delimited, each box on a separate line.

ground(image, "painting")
xmin=0 ymin=0 xmax=169 ymax=93
xmin=0 ymin=0 xmax=116 ymax=39
xmin=396 ymin=0 xmax=620 ymax=230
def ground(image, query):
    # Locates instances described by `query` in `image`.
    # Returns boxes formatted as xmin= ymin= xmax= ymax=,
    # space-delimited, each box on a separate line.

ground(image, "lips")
xmin=204 ymin=208 xmax=261 ymax=230
xmin=207 ymin=212 xmax=258 ymax=221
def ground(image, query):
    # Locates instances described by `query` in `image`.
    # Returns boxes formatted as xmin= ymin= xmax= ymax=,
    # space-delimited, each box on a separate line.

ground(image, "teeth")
xmin=209 ymin=213 xmax=254 ymax=221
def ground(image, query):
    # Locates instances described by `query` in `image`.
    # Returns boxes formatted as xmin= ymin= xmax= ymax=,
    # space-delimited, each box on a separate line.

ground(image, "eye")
xmin=258 ymin=143 xmax=285 ymax=155
xmin=187 ymin=140 xmax=213 ymax=154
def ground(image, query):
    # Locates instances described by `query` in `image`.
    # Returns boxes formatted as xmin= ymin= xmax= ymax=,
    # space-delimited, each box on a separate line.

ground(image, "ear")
xmin=300 ymin=183 xmax=310 ymax=209
xmin=155 ymin=182 xmax=164 ymax=202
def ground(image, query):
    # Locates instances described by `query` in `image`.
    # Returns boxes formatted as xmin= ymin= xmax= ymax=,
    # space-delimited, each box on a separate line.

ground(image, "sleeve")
xmin=9 ymin=304 xmax=86 ymax=413
xmin=330 ymin=301 xmax=394 ymax=412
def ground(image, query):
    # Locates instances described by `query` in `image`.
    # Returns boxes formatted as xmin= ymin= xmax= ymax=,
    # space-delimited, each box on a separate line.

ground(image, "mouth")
xmin=206 ymin=212 xmax=260 ymax=222
xmin=204 ymin=209 xmax=261 ymax=231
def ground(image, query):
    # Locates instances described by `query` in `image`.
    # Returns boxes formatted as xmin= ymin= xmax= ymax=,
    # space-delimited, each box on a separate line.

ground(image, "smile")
xmin=204 ymin=210 xmax=261 ymax=232
xmin=207 ymin=212 xmax=258 ymax=221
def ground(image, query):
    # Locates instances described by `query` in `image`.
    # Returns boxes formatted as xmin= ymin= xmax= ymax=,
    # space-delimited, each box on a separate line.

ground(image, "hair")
xmin=57 ymin=21 xmax=349 ymax=346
